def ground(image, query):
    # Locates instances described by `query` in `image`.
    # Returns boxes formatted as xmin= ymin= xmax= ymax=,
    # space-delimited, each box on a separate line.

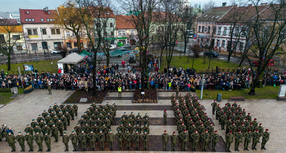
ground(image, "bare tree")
xmin=202 ymin=0 xmax=215 ymax=13
xmin=0 ymin=19 xmax=21 ymax=71
xmin=247 ymin=0 xmax=286 ymax=95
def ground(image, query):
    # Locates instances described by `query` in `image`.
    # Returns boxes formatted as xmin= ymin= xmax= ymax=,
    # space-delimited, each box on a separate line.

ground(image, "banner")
xmin=23 ymin=64 xmax=34 ymax=71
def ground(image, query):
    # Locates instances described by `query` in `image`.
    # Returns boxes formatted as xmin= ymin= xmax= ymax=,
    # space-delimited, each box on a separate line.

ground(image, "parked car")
xmin=252 ymin=59 xmax=274 ymax=66
xmin=122 ymin=43 xmax=131 ymax=49
xmin=204 ymin=51 xmax=219 ymax=57
xmin=118 ymin=47 xmax=129 ymax=51
xmin=110 ymin=49 xmax=127 ymax=57
xmin=50 ymin=49 xmax=63 ymax=54
xmin=109 ymin=44 xmax=117 ymax=50
xmin=69 ymin=48 xmax=79 ymax=53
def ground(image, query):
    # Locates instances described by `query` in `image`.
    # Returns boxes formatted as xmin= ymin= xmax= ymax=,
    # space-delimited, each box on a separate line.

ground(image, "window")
xmin=31 ymin=43 xmax=38 ymax=50
xmin=42 ymin=29 xmax=47 ymax=35
xmin=118 ymin=31 xmax=121 ymax=36
xmin=51 ymin=29 xmax=55 ymax=34
xmin=41 ymin=19 xmax=44 ymax=22
xmin=54 ymin=42 xmax=61 ymax=49
xmin=33 ymin=29 xmax=38 ymax=35
xmin=110 ymin=31 xmax=114 ymax=37
xmin=131 ymin=30 xmax=134 ymax=35
xmin=239 ymin=42 xmax=244 ymax=50
xmin=222 ymin=40 xmax=225 ymax=48
xmin=27 ymin=29 xmax=32 ymax=35
xmin=217 ymin=40 xmax=220 ymax=47
xmin=122 ymin=30 xmax=125 ymax=36
xmin=110 ymin=22 xmax=113 ymax=27
xmin=74 ymin=42 xmax=78 ymax=47
xmin=207 ymin=26 xmax=210 ymax=33
xmin=31 ymin=19 xmax=35 ymax=21
xmin=218 ymin=27 xmax=222 ymax=35
xmin=47 ymin=19 xmax=50 ymax=21
xmin=67 ymin=42 xmax=71 ymax=48
xmin=12 ymin=35 xmax=20 ymax=40
xmin=73 ymin=32 xmax=75 ymax=36
xmin=28 ymin=19 xmax=31 ymax=21
xmin=235 ymin=27 xmax=239 ymax=36
xmin=17 ymin=45 xmax=23 ymax=50
xmin=56 ymin=29 xmax=60 ymax=34
xmin=198 ymin=26 xmax=201 ymax=33
xmin=25 ymin=19 xmax=28 ymax=21
xmin=223 ymin=27 xmax=227 ymax=35
xmin=0 ymin=34 xmax=4 ymax=43
xmin=66 ymin=31 xmax=70 ymax=36
xmin=202 ymin=26 xmax=205 ymax=32
xmin=27 ymin=11 xmax=29 ymax=14
xmin=42 ymin=42 xmax=48 ymax=49
xmin=228 ymin=27 xmax=232 ymax=36
xmin=212 ymin=26 xmax=216 ymax=34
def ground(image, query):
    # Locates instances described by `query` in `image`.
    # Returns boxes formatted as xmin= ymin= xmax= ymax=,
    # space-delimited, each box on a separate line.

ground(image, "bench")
xmin=229 ymin=97 xmax=245 ymax=101
xmin=277 ymin=96 xmax=286 ymax=101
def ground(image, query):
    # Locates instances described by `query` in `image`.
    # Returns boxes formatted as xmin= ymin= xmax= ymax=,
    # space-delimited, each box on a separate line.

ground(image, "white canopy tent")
xmin=57 ymin=53 xmax=85 ymax=74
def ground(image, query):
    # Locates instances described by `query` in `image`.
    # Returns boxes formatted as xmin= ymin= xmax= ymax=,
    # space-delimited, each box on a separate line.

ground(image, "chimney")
xmin=222 ymin=2 xmax=227 ymax=7
xmin=261 ymin=2 xmax=268 ymax=6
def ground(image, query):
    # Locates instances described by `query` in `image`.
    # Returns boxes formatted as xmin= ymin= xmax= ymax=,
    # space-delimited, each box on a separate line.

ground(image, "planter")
xmin=132 ymin=88 xmax=158 ymax=103
xmin=64 ymin=89 xmax=108 ymax=104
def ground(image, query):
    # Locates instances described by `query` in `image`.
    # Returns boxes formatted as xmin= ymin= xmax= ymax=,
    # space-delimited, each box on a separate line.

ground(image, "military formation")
xmin=169 ymin=93 xmax=218 ymax=151
xmin=115 ymin=112 xmax=150 ymax=150
xmin=212 ymin=100 xmax=270 ymax=152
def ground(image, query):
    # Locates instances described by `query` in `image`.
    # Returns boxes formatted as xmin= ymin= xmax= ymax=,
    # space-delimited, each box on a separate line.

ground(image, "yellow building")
xmin=0 ymin=24 xmax=26 ymax=53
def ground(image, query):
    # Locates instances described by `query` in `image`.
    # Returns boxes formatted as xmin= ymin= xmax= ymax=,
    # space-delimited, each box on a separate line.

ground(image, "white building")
xmin=19 ymin=8 xmax=64 ymax=53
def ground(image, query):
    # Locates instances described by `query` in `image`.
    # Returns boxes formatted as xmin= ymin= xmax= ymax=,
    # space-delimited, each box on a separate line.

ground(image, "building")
xmin=0 ymin=12 xmax=12 ymax=19
xmin=19 ymin=8 xmax=64 ymax=53
xmin=0 ymin=19 xmax=25 ymax=53
xmin=115 ymin=15 xmax=137 ymax=45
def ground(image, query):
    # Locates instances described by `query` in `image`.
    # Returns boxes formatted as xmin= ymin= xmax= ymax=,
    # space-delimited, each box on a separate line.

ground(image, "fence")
xmin=0 ymin=54 xmax=62 ymax=65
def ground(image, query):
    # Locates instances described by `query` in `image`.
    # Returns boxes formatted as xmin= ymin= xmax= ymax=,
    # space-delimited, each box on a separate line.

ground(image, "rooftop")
xmin=19 ymin=9 xmax=57 ymax=24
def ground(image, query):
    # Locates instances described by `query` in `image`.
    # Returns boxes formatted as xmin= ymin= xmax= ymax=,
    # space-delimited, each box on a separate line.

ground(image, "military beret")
xmin=131 ymin=112 xmax=133 ymax=113
xmin=210 ymin=123 xmax=213 ymax=125
xmin=81 ymin=130 xmax=84 ymax=131
xmin=241 ymin=123 xmax=244 ymax=125
xmin=266 ymin=129 xmax=268 ymax=131
xmin=181 ymin=122 xmax=184 ymax=125
xmin=27 ymin=124 xmax=29 ymax=126
xmin=215 ymin=130 xmax=217 ymax=133
xmin=192 ymin=123 xmax=195 ymax=125
xmin=138 ymin=112 xmax=140 ymax=114
xmin=26 ymin=132 xmax=29 ymax=134
xmin=144 ymin=131 xmax=147 ymax=133
xmin=184 ymin=130 xmax=186 ymax=132
xmin=76 ymin=123 xmax=79 ymax=125
xmin=208 ymin=118 xmax=210 ymax=120
xmin=201 ymin=123 xmax=203 ymax=125
xmin=36 ymin=131 xmax=39 ymax=133
xmin=52 ymin=123 xmax=55 ymax=125
xmin=118 ymin=129 xmax=121 ymax=131
xmin=248 ymin=129 xmax=252 ymax=132
xmin=229 ymin=131 xmax=232 ymax=133
xmin=232 ymin=122 xmax=235 ymax=124
xmin=205 ymin=129 xmax=208 ymax=132
xmin=145 ymin=113 xmax=147 ymax=115
xmin=103 ymin=123 xmax=105 ymax=125
xmin=32 ymin=119 xmax=35 ymax=121
xmin=173 ymin=131 xmax=175 ymax=134
xmin=254 ymin=118 xmax=257 ymax=120
xmin=90 ymin=130 xmax=93 ymax=132
xmin=164 ymin=130 xmax=166 ymax=132
xmin=120 ymin=122 xmax=123 ymax=124
xmin=124 ymin=112 xmax=126 ymax=113
xmin=109 ymin=129 xmax=112 ymax=132
xmin=45 ymin=132 xmax=47 ymax=134
xmin=259 ymin=123 xmax=262 ymax=125
xmin=94 ymin=123 xmax=97 ymax=125
xmin=72 ymin=131 xmax=75 ymax=133
xmin=63 ymin=132 xmax=66 ymax=134
xmin=18 ymin=132 xmax=21 ymax=133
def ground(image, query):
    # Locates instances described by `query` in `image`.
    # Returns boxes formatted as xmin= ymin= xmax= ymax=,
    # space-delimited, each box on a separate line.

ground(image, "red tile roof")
xmin=19 ymin=9 xmax=57 ymax=24
xmin=116 ymin=15 xmax=135 ymax=29
xmin=0 ymin=19 xmax=18 ymax=25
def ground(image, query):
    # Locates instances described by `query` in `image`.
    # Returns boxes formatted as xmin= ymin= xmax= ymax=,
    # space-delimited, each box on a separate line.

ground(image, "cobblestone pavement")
xmin=0 ymin=90 xmax=284 ymax=153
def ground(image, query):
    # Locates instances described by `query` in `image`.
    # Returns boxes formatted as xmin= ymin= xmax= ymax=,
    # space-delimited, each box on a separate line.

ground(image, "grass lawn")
xmin=0 ymin=59 xmax=59 ymax=75
xmin=196 ymin=86 xmax=279 ymax=100
xmin=159 ymin=56 xmax=243 ymax=72
xmin=0 ymin=88 xmax=24 ymax=104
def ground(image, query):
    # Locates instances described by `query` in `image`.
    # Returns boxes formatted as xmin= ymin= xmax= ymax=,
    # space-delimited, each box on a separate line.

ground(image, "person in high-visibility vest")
xmin=118 ymin=85 xmax=122 ymax=97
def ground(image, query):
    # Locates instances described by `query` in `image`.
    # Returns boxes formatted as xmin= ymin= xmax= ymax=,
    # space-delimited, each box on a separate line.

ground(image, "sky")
xmin=0 ymin=0 xmax=232 ymax=13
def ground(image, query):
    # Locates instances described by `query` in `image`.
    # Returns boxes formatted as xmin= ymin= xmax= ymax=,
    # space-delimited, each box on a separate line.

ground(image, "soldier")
xmin=225 ymin=131 xmax=234 ymax=152
xmin=261 ymin=129 xmax=269 ymax=150
xmin=31 ymin=119 xmax=37 ymax=128
xmin=211 ymin=100 xmax=217 ymax=115
xmin=201 ymin=129 xmax=210 ymax=151
xmin=170 ymin=132 xmax=177 ymax=151
xmin=101 ymin=123 xmax=108 ymax=142
xmin=211 ymin=130 xmax=219 ymax=151
xmin=74 ymin=123 xmax=81 ymax=135
xmin=7 ymin=131 xmax=16 ymax=152
xmin=163 ymin=110 xmax=167 ymax=125
xmin=16 ymin=132 xmax=25 ymax=152
xmin=73 ymin=103 xmax=78 ymax=116
xmin=124 ymin=129 xmax=132 ymax=150
xmin=134 ymin=123 xmax=141 ymax=134
xmin=24 ymin=124 xmax=33 ymax=136
xmin=234 ymin=129 xmax=243 ymax=151
xmin=142 ymin=124 xmax=149 ymax=134
xmin=64 ymin=111 xmax=71 ymax=126
xmin=97 ymin=129 xmax=105 ymax=150
xmin=191 ymin=130 xmax=200 ymax=151
xmin=41 ymin=124 xmax=50 ymax=136
xmin=25 ymin=132 xmax=33 ymax=152
xmin=51 ymin=124 xmax=59 ymax=142
xmin=34 ymin=124 xmax=41 ymax=135
xmin=133 ymin=130 xmax=140 ymax=150
xmin=176 ymin=85 xmax=180 ymax=97
xmin=56 ymin=120 xmax=64 ymax=136
xmin=78 ymin=130 xmax=87 ymax=151
xmin=117 ymin=123 xmax=126 ymax=134
xmin=34 ymin=131 xmax=43 ymax=152
xmin=115 ymin=130 xmax=123 ymax=150
xmin=69 ymin=131 xmax=78 ymax=151
xmin=87 ymin=130 xmax=96 ymax=151
xmin=179 ymin=129 xmax=188 ymax=151
xmin=220 ymin=112 xmax=227 ymax=130
xmin=108 ymin=129 xmax=115 ymax=150
xmin=62 ymin=132 xmax=69 ymax=152
xmin=68 ymin=105 xmax=75 ymax=120
xmin=60 ymin=115 xmax=68 ymax=130
xmin=252 ymin=129 xmax=260 ymax=150
xmin=244 ymin=129 xmax=252 ymax=151
xmin=162 ymin=130 xmax=169 ymax=151
xmin=141 ymin=131 xmax=149 ymax=151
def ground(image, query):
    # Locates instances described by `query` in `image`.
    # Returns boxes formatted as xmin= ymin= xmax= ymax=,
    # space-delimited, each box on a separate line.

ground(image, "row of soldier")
xmin=211 ymin=100 xmax=270 ymax=152
xmin=171 ymin=93 xmax=220 ymax=151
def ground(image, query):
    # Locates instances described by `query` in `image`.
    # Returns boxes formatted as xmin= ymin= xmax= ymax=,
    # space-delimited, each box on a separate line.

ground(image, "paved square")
xmin=0 ymin=89 xmax=285 ymax=153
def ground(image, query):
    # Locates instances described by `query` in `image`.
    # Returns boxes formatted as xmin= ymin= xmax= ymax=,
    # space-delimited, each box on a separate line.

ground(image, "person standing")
xmin=176 ymin=85 xmax=180 ymax=97
xmin=191 ymin=130 xmax=200 ymax=151
xmin=226 ymin=131 xmax=234 ymax=152
xmin=124 ymin=129 xmax=132 ymax=150
xmin=16 ymin=132 xmax=25 ymax=152
xmin=133 ymin=130 xmax=140 ymax=150
xmin=108 ymin=129 xmax=115 ymax=150
xmin=163 ymin=110 xmax=167 ymax=125
xmin=261 ymin=129 xmax=270 ymax=150
xmin=7 ymin=131 xmax=16 ymax=152
xmin=47 ymin=79 xmax=52 ymax=95
xmin=73 ymin=103 xmax=78 ymax=116
xmin=62 ymin=132 xmax=69 ymax=152
xmin=211 ymin=130 xmax=219 ymax=151
xmin=115 ymin=130 xmax=123 ymax=150
xmin=201 ymin=129 xmax=210 ymax=151
xmin=244 ymin=129 xmax=252 ymax=151
xmin=69 ymin=131 xmax=78 ymax=151
xmin=97 ymin=129 xmax=105 ymax=151
xmin=171 ymin=131 xmax=177 ymax=151
xmin=87 ymin=130 xmax=96 ymax=151
xmin=34 ymin=131 xmax=43 ymax=152
xmin=25 ymin=132 xmax=33 ymax=152
xmin=179 ymin=130 xmax=189 ymax=151
xmin=43 ymin=132 xmax=51 ymax=152
xmin=162 ymin=130 xmax=169 ymax=151
xmin=51 ymin=124 xmax=59 ymax=142
xmin=141 ymin=131 xmax=149 ymax=151
xmin=78 ymin=130 xmax=87 ymax=151
xmin=252 ymin=129 xmax=260 ymax=150
xmin=234 ymin=129 xmax=243 ymax=151
xmin=118 ymin=85 xmax=122 ymax=97
xmin=211 ymin=100 xmax=217 ymax=115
